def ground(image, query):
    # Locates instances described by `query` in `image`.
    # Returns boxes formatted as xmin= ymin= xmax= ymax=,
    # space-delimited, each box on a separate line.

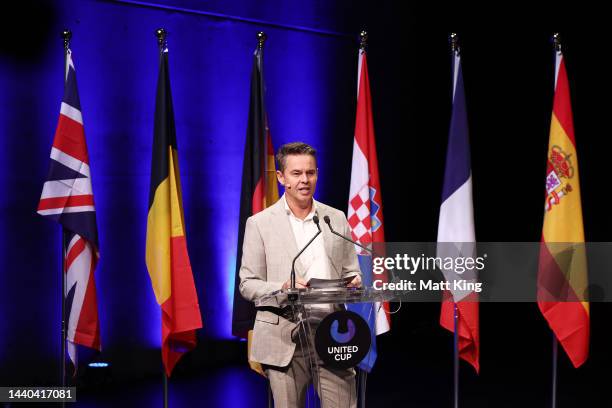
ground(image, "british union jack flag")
xmin=37 ymin=49 xmax=101 ymax=367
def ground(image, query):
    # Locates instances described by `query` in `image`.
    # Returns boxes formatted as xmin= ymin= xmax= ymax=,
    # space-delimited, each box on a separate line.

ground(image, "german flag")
xmin=231 ymin=38 xmax=279 ymax=341
xmin=537 ymin=44 xmax=589 ymax=368
xmin=146 ymin=47 xmax=202 ymax=376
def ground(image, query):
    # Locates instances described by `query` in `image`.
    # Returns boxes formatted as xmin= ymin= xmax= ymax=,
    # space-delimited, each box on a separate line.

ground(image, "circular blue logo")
xmin=315 ymin=310 xmax=371 ymax=369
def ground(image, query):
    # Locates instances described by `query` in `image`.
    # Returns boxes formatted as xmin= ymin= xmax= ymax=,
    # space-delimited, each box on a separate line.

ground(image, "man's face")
xmin=277 ymin=154 xmax=318 ymax=206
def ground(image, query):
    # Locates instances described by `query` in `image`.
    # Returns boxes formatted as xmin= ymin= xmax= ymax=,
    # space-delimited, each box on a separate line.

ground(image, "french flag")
xmin=437 ymin=47 xmax=480 ymax=373
xmin=347 ymin=47 xmax=390 ymax=372
xmin=38 ymin=49 xmax=101 ymax=367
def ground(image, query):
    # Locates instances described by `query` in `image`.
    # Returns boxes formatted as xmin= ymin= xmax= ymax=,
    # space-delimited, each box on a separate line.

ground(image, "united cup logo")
xmin=330 ymin=318 xmax=356 ymax=343
xmin=315 ymin=311 xmax=370 ymax=369
xmin=545 ymin=145 xmax=574 ymax=212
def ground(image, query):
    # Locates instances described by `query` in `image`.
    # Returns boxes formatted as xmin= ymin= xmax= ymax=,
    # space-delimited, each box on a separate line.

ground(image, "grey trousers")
xmin=264 ymin=309 xmax=357 ymax=408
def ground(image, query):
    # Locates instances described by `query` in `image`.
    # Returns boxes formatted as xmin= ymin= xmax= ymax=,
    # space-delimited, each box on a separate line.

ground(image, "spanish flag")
xmin=537 ymin=45 xmax=589 ymax=368
xmin=146 ymin=47 xmax=202 ymax=376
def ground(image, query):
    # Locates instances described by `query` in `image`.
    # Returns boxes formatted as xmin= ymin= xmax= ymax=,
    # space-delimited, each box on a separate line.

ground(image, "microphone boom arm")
xmin=288 ymin=215 xmax=322 ymax=301
xmin=323 ymin=215 xmax=375 ymax=255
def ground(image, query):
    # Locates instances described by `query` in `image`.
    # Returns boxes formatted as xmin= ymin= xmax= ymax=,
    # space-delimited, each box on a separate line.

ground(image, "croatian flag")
xmin=37 ymin=49 xmax=101 ymax=367
xmin=436 ymin=47 xmax=480 ymax=372
xmin=347 ymin=48 xmax=390 ymax=372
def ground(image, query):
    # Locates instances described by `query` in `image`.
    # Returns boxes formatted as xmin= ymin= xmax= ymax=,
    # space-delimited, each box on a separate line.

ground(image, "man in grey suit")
xmin=239 ymin=142 xmax=362 ymax=408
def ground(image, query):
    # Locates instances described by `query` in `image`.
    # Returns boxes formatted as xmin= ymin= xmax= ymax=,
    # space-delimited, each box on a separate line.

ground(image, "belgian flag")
xmin=231 ymin=37 xmax=279 ymax=341
xmin=146 ymin=47 xmax=203 ymax=376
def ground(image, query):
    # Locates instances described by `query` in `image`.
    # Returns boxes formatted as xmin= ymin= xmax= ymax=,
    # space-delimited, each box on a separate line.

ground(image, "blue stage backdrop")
xmin=0 ymin=0 xmax=358 ymax=382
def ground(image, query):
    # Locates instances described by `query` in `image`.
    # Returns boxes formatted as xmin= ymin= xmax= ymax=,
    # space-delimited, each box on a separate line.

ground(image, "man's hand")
xmin=282 ymin=277 xmax=308 ymax=290
xmin=347 ymin=274 xmax=362 ymax=288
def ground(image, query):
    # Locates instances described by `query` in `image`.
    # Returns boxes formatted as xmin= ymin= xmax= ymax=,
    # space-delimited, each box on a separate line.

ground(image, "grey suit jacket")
xmin=239 ymin=197 xmax=361 ymax=367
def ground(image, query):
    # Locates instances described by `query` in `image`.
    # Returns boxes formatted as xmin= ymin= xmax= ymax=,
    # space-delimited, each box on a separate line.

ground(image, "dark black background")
xmin=351 ymin=3 xmax=612 ymax=407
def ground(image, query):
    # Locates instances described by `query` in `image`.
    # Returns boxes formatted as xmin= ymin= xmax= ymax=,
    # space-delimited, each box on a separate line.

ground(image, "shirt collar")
xmin=282 ymin=194 xmax=318 ymax=221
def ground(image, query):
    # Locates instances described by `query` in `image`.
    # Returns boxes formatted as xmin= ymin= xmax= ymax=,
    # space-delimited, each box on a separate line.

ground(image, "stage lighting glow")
xmin=88 ymin=362 xmax=110 ymax=368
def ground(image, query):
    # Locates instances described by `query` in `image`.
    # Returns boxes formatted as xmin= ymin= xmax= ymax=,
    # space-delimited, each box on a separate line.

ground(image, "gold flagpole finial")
xmin=61 ymin=30 xmax=72 ymax=51
xmin=552 ymin=32 xmax=562 ymax=53
xmin=359 ymin=30 xmax=368 ymax=51
xmin=155 ymin=28 xmax=167 ymax=51
xmin=450 ymin=32 xmax=460 ymax=55
xmin=257 ymin=31 xmax=267 ymax=49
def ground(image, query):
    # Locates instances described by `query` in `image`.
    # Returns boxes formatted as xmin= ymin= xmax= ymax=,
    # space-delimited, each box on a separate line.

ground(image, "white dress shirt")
xmin=282 ymin=194 xmax=332 ymax=283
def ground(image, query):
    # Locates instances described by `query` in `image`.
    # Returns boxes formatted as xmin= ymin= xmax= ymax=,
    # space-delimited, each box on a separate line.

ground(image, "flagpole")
xmin=162 ymin=370 xmax=169 ymax=408
xmin=548 ymin=32 xmax=562 ymax=408
xmin=255 ymin=32 xmax=276 ymax=408
xmin=61 ymin=227 xmax=67 ymax=408
xmin=450 ymin=32 xmax=460 ymax=408
xmin=452 ymin=304 xmax=459 ymax=408
xmin=256 ymin=29 xmax=266 ymax=140
xmin=256 ymin=30 xmax=270 ymax=212
xmin=356 ymin=29 xmax=369 ymax=408
xmin=61 ymin=225 xmax=67 ymax=408
xmin=551 ymin=334 xmax=558 ymax=408
xmin=154 ymin=27 xmax=170 ymax=408
xmin=60 ymin=29 xmax=71 ymax=406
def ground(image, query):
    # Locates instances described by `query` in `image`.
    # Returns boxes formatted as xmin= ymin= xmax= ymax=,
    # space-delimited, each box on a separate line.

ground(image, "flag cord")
xmin=551 ymin=335 xmax=558 ymax=408
xmin=453 ymin=303 xmax=459 ymax=408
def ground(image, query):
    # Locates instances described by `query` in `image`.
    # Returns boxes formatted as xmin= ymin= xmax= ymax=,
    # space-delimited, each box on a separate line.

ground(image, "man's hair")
xmin=275 ymin=142 xmax=317 ymax=172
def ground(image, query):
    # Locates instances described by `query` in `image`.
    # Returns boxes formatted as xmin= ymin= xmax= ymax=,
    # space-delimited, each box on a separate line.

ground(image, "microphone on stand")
xmin=288 ymin=215 xmax=321 ymax=301
xmin=323 ymin=215 xmax=396 ymax=282
xmin=323 ymin=215 xmax=372 ymax=255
